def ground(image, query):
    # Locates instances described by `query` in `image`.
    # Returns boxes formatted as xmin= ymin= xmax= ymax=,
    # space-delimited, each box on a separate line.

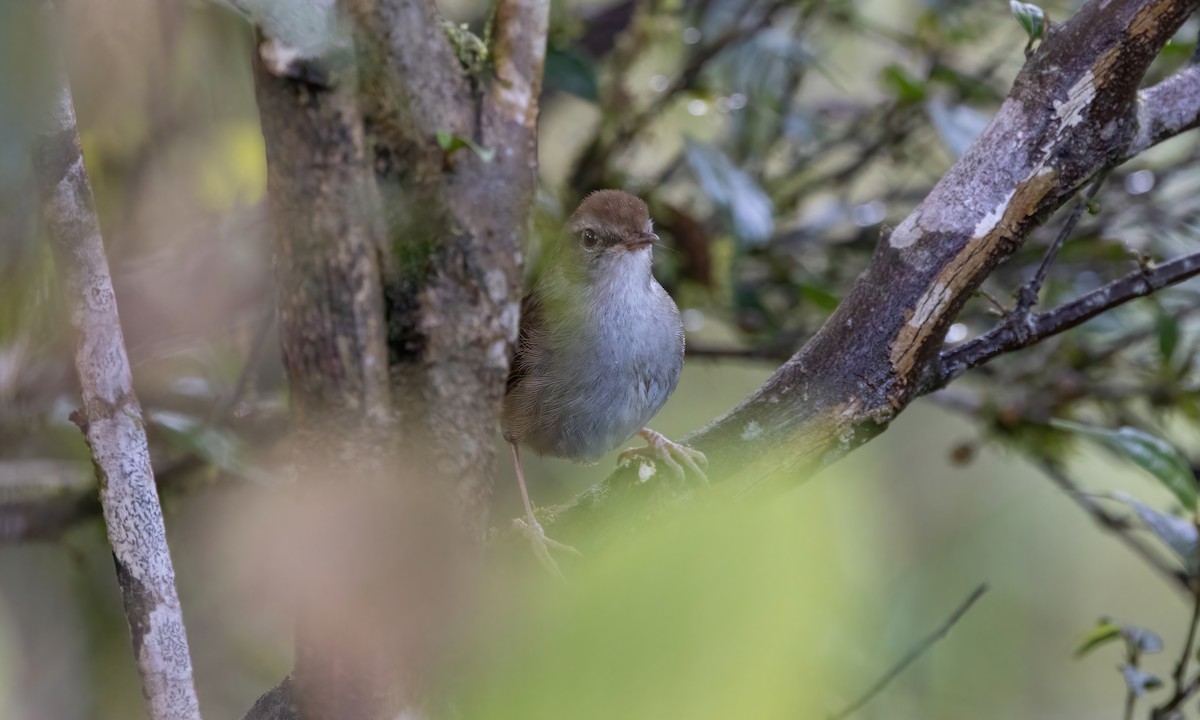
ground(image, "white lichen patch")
xmin=637 ymin=460 xmax=656 ymax=482
xmin=888 ymin=212 xmax=924 ymax=248
xmin=485 ymin=268 xmax=508 ymax=303
xmin=487 ymin=339 xmax=508 ymax=368
xmin=908 ymin=282 xmax=952 ymax=328
xmin=494 ymin=58 xmax=534 ymax=126
xmin=741 ymin=420 xmax=763 ymax=441
xmin=1054 ymin=70 xmax=1096 ymax=129
xmin=972 ymin=189 xmax=1015 ymax=238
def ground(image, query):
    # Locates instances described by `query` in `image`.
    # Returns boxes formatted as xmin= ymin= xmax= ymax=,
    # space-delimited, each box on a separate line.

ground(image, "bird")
xmin=502 ymin=189 xmax=707 ymax=573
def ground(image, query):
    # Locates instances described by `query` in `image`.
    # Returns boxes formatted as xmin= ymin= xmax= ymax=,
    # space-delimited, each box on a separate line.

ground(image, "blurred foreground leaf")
xmin=456 ymin=493 xmax=858 ymax=720
xmin=1050 ymin=420 xmax=1196 ymax=511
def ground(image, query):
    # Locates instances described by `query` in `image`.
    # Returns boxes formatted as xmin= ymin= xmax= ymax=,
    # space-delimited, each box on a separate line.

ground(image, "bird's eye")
xmin=580 ymin=229 xmax=599 ymax=249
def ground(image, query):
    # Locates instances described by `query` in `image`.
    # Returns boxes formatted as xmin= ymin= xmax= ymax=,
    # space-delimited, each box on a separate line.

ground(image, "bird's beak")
xmin=621 ymin=231 xmax=658 ymax=251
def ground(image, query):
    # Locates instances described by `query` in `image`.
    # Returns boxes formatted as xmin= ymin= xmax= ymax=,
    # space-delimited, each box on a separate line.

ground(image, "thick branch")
xmin=932 ymin=251 xmax=1200 ymax=388
xmin=487 ymin=0 xmax=549 ymax=130
xmin=547 ymin=0 xmax=1200 ymax=534
xmin=35 ymin=68 xmax=201 ymax=720
xmin=346 ymin=0 xmax=472 ymax=139
xmin=1124 ymin=63 xmax=1200 ymax=160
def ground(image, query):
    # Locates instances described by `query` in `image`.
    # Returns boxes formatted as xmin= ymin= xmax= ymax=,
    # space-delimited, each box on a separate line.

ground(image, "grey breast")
xmin=503 ymin=279 xmax=685 ymax=463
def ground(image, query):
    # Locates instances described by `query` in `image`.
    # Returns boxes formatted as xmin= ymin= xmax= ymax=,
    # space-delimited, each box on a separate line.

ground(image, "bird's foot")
xmin=512 ymin=517 xmax=582 ymax=580
xmin=618 ymin=428 xmax=709 ymax=484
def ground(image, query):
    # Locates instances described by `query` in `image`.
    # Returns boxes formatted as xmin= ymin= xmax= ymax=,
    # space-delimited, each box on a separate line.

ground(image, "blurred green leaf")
xmin=1119 ymin=664 xmax=1162 ymax=696
xmin=879 ymin=64 xmax=926 ymax=103
xmin=1010 ymin=1 xmax=1046 ymax=42
xmin=1075 ymin=620 xmax=1122 ymax=658
xmin=684 ymin=138 xmax=774 ymax=245
xmin=456 ymin=494 xmax=854 ymax=719
xmin=1154 ymin=302 xmax=1179 ymax=367
xmin=1050 ymin=420 xmax=1196 ymax=511
xmin=436 ymin=130 xmax=495 ymax=163
xmin=1110 ymin=493 xmax=1197 ymax=575
xmin=543 ymin=47 xmax=598 ymax=102
xmin=797 ymin=283 xmax=839 ymax=312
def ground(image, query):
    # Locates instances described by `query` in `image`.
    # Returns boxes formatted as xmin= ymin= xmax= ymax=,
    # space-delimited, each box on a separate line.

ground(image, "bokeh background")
xmin=2 ymin=0 xmax=1199 ymax=717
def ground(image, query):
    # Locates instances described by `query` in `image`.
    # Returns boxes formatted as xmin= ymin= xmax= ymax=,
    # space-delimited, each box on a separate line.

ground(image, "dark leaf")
xmin=543 ymin=47 xmax=598 ymax=102
xmin=1051 ymin=420 xmax=1197 ymax=511
xmin=879 ymin=64 xmax=925 ymax=104
xmin=1110 ymin=493 xmax=1198 ymax=575
xmin=1154 ymin=302 xmax=1180 ymax=367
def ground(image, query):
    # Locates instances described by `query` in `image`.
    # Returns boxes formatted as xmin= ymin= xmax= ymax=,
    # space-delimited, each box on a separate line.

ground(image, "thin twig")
xmin=929 ymin=251 xmax=1200 ymax=392
xmin=1014 ymin=171 xmax=1109 ymax=315
xmin=1151 ymin=522 xmax=1200 ymax=719
xmin=829 ymin=583 xmax=989 ymax=720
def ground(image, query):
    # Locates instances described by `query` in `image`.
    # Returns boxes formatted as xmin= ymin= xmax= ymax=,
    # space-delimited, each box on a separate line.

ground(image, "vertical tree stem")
xmin=34 ymin=70 xmax=202 ymax=720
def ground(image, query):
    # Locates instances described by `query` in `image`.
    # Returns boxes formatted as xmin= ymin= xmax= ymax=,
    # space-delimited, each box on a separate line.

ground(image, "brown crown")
xmin=569 ymin=190 xmax=651 ymax=238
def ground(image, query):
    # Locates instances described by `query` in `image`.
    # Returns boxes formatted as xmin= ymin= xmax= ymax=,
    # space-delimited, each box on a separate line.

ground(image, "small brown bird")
xmin=503 ymin=190 xmax=707 ymax=572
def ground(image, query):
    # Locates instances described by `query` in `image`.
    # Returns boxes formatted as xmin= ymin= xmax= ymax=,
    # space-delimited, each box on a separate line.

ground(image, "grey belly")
xmin=508 ymin=361 xmax=676 ymax=462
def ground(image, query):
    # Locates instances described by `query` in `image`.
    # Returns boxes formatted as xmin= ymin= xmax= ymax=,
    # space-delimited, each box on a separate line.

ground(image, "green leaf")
xmin=1050 ymin=420 xmax=1197 ymax=510
xmin=1075 ymin=620 xmax=1122 ymax=658
xmin=1010 ymin=1 xmax=1046 ymax=41
xmin=1154 ymin=302 xmax=1180 ymax=367
xmin=435 ymin=131 xmax=495 ymax=163
xmin=797 ymin=283 xmax=840 ymax=312
xmin=543 ymin=47 xmax=598 ymax=102
xmin=1120 ymin=664 xmax=1163 ymax=696
xmin=879 ymin=64 xmax=925 ymax=103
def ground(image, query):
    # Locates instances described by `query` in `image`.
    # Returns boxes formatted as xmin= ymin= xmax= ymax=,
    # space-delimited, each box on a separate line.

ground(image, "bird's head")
xmin=564 ymin=190 xmax=659 ymax=266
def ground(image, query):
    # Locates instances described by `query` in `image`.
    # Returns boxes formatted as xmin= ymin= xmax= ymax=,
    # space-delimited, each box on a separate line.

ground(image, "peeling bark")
xmin=34 ymin=70 xmax=202 ymax=720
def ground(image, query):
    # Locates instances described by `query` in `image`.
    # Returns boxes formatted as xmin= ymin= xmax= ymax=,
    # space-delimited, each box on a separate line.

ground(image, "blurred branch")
xmin=829 ymin=583 xmax=989 ymax=720
xmin=1156 ymin=572 xmax=1200 ymax=718
xmin=34 ymin=54 xmax=201 ymax=720
xmin=930 ymin=251 xmax=1200 ymax=390
xmin=0 ymin=460 xmax=96 ymax=542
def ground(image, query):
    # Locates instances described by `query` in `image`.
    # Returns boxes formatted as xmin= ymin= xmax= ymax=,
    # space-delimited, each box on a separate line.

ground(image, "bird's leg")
xmin=618 ymin=428 xmax=709 ymax=484
xmin=509 ymin=442 xmax=581 ymax=579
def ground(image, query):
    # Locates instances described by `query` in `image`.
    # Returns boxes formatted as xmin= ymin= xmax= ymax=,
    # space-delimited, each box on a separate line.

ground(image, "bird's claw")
xmin=513 ymin=517 xmax=581 ymax=580
xmin=618 ymin=428 xmax=709 ymax=484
